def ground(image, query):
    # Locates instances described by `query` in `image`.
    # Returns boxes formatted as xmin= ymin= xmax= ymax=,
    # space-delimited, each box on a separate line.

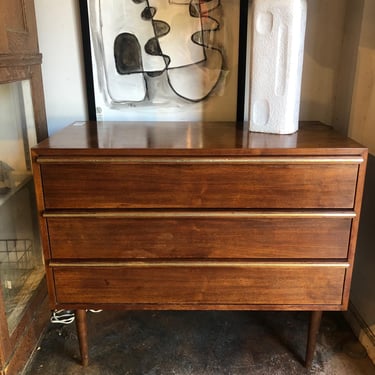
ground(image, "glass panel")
xmin=0 ymin=81 xmax=44 ymax=334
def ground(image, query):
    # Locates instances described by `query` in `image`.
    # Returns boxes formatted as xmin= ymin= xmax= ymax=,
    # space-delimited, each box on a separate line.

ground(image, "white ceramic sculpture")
xmin=249 ymin=0 xmax=307 ymax=134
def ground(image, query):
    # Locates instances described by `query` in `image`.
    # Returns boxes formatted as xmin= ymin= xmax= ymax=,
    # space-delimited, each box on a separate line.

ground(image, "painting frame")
xmin=79 ymin=0 xmax=249 ymax=122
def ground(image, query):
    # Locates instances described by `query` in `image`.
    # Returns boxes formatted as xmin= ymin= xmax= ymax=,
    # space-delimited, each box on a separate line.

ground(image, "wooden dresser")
xmin=31 ymin=121 xmax=367 ymax=368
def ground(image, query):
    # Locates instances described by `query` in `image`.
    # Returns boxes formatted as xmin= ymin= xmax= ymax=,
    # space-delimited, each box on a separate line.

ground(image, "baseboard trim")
xmin=344 ymin=302 xmax=375 ymax=365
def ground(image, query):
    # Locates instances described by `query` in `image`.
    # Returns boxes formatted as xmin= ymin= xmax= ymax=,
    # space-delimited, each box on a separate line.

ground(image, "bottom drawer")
xmin=52 ymin=263 xmax=346 ymax=306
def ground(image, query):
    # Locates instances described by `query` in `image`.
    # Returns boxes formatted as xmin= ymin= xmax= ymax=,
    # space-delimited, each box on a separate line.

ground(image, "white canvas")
xmin=87 ymin=0 xmax=240 ymax=121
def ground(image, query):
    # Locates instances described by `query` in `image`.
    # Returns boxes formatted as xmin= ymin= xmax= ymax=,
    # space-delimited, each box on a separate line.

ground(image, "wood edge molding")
xmin=36 ymin=156 xmax=365 ymax=164
xmin=43 ymin=210 xmax=356 ymax=219
xmin=0 ymin=53 xmax=42 ymax=67
xmin=52 ymin=302 xmax=345 ymax=312
xmin=49 ymin=261 xmax=350 ymax=268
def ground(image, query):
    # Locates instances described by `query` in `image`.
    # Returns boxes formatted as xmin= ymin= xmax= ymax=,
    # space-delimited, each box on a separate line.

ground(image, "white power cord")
xmin=50 ymin=309 xmax=103 ymax=324
xmin=50 ymin=310 xmax=75 ymax=324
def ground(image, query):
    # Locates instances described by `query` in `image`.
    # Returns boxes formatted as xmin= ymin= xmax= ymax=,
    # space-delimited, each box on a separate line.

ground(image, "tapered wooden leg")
xmin=75 ymin=309 xmax=89 ymax=366
xmin=305 ymin=310 xmax=323 ymax=368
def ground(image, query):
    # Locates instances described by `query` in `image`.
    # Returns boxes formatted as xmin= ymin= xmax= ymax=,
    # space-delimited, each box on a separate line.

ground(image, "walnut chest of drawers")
xmin=31 ymin=121 xmax=367 ymax=367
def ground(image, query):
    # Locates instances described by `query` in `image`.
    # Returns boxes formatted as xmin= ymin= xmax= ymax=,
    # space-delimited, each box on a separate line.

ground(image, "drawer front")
xmin=47 ymin=215 xmax=352 ymax=259
xmin=40 ymin=161 xmax=359 ymax=209
xmin=53 ymin=264 xmax=346 ymax=306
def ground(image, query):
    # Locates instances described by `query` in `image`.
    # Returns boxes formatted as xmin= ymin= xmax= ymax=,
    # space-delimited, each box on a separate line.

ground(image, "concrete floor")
xmin=24 ymin=310 xmax=375 ymax=375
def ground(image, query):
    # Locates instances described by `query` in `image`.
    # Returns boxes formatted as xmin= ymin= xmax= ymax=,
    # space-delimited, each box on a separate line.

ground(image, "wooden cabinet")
xmin=0 ymin=0 xmax=47 ymax=143
xmin=0 ymin=0 xmax=39 ymax=55
xmin=31 ymin=121 xmax=367 ymax=368
xmin=0 ymin=1 xmax=49 ymax=374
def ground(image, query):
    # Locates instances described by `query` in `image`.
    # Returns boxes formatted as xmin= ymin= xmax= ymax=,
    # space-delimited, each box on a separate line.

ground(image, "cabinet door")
xmin=0 ymin=80 xmax=45 ymax=334
xmin=0 ymin=79 xmax=47 ymax=375
xmin=0 ymin=0 xmax=38 ymax=54
xmin=0 ymin=0 xmax=48 ymax=372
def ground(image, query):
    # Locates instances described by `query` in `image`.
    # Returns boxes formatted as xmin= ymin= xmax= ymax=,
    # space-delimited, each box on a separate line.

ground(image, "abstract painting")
xmin=81 ymin=0 xmax=246 ymax=121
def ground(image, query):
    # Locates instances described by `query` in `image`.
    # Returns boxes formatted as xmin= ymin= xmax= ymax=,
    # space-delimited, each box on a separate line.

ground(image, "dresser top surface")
xmin=32 ymin=121 xmax=366 ymax=156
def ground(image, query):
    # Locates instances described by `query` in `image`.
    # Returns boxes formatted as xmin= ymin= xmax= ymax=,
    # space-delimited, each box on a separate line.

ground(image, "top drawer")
xmin=39 ymin=157 xmax=360 ymax=209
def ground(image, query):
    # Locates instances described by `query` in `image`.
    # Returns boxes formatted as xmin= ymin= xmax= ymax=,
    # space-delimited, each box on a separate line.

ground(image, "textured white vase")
xmin=249 ymin=0 xmax=307 ymax=134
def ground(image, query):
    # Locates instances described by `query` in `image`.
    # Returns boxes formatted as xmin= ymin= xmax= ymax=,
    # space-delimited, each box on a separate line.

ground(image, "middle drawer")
xmin=46 ymin=212 xmax=352 ymax=260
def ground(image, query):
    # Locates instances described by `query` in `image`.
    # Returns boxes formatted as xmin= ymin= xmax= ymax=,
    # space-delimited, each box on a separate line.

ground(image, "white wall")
xmin=34 ymin=0 xmax=87 ymax=135
xmin=300 ymin=0 xmax=347 ymax=125
xmin=348 ymin=0 xmax=375 ymax=153
xmin=346 ymin=0 xmax=375 ymax=362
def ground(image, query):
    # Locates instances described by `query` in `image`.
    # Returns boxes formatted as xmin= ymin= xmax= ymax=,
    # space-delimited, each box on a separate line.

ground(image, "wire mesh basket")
xmin=0 ymin=239 xmax=34 ymax=295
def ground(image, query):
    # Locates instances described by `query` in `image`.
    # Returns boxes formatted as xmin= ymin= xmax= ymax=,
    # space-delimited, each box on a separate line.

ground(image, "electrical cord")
xmin=50 ymin=310 xmax=75 ymax=324
xmin=50 ymin=309 xmax=103 ymax=324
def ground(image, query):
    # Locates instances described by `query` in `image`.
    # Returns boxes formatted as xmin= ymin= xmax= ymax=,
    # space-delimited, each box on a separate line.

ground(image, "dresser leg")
xmin=305 ymin=310 xmax=323 ymax=368
xmin=75 ymin=309 xmax=89 ymax=366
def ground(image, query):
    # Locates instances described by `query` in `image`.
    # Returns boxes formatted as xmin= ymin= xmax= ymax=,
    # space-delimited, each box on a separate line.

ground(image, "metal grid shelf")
xmin=0 ymin=239 xmax=34 ymax=294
